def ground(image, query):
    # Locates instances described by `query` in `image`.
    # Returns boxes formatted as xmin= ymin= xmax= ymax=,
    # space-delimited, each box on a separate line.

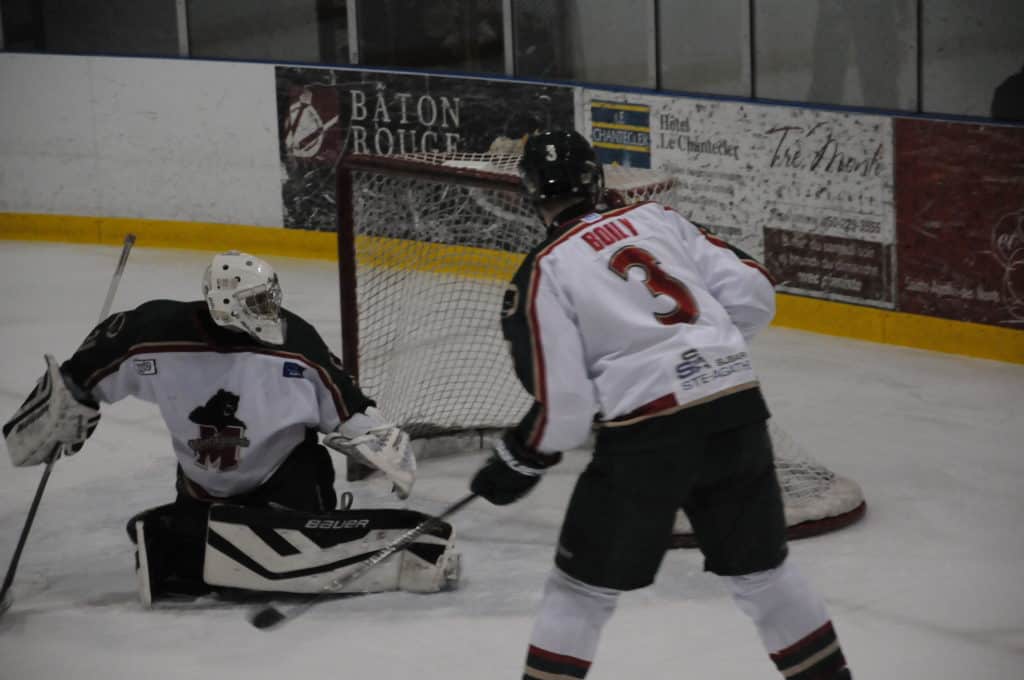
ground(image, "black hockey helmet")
xmin=519 ymin=130 xmax=604 ymax=210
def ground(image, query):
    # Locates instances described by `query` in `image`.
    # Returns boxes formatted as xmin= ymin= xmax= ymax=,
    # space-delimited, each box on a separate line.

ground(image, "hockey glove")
xmin=323 ymin=407 xmax=416 ymax=499
xmin=470 ymin=432 xmax=561 ymax=506
xmin=3 ymin=354 xmax=100 ymax=466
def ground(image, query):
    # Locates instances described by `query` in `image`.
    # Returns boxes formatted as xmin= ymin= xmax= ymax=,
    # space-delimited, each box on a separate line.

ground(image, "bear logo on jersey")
xmin=186 ymin=389 xmax=251 ymax=471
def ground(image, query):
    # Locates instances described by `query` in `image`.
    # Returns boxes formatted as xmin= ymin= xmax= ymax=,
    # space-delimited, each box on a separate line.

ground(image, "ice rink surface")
xmin=1 ymin=241 xmax=1022 ymax=679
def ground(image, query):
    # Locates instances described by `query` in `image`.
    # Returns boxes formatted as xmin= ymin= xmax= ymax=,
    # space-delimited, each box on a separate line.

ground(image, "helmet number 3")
xmin=608 ymin=246 xmax=699 ymax=325
xmin=545 ymin=144 xmax=558 ymax=161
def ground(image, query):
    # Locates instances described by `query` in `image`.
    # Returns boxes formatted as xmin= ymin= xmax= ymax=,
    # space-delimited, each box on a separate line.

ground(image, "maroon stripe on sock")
xmin=770 ymin=621 xmax=836 ymax=663
xmin=770 ymin=621 xmax=849 ymax=679
xmin=527 ymin=645 xmax=591 ymax=669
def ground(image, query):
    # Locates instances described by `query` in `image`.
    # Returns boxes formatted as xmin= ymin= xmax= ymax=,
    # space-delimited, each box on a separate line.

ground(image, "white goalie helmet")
xmin=202 ymin=251 xmax=285 ymax=345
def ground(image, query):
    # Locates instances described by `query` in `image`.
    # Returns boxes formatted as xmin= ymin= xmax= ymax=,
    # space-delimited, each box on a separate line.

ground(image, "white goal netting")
xmin=337 ymin=151 xmax=865 ymax=544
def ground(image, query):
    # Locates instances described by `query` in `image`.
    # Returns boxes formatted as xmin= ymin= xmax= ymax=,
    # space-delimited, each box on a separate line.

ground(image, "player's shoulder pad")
xmin=278 ymin=308 xmax=332 ymax=362
xmin=77 ymin=299 xmax=198 ymax=349
xmin=279 ymin=307 xmax=320 ymax=343
xmin=125 ymin=300 xmax=207 ymax=340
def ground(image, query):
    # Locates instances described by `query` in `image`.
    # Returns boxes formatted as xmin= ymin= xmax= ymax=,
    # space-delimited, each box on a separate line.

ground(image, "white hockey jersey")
xmin=501 ymin=202 xmax=776 ymax=454
xmin=62 ymin=300 xmax=373 ymax=498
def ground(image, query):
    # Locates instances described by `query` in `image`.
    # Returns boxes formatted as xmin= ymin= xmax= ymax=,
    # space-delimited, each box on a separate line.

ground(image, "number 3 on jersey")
xmin=608 ymin=245 xmax=699 ymax=325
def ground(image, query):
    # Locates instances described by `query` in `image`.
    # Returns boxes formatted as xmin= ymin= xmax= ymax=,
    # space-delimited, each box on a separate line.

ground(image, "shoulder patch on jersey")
xmin=283 ymin=361 xmax=306 ymax=378
xmin=133 ymin=358 xmax=158 ymax=375
xmin=501 ymin=284 xmax=520 ymax=319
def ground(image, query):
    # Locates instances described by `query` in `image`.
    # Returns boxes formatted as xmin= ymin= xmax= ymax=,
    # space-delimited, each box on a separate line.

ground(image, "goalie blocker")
xmin=129 ymin=503 xmax=460 ymax=606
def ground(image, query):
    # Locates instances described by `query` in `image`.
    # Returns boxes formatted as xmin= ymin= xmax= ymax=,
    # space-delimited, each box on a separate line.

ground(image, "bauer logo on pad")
xmin=133 ymin=358 xmax=157 ymax=375
xmin=282 ymin=361 xmax=305 ymax=378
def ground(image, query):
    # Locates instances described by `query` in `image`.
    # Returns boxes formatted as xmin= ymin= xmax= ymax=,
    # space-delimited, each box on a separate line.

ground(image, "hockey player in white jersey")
xmin=4 ymin=250 xmax=457 ymax=605
xmin=470 ymin=131 xmax=853 ymax=678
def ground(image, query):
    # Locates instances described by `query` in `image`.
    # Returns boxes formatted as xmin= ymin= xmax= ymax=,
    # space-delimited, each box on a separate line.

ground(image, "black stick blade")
xmin=249 ymin=606 xmax=287 ymax=630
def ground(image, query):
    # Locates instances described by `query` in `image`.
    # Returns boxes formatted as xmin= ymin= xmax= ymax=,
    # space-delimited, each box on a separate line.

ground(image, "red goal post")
xmin=335 ymin=151 xmax=865 ymax=545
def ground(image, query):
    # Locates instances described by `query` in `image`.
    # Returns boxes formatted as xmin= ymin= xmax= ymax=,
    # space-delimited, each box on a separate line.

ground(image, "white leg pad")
xmin=133 ymin=518 xmax=154 ymax=608
xmin=202 ymin=504 xmax=458 ymax=595
xmin=397 ymin=539 xmax=461 ymax=593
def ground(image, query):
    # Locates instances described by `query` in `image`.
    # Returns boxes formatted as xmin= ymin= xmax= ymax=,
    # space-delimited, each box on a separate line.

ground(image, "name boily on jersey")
xmin=186 ymin=389 xmax=251 ymax=471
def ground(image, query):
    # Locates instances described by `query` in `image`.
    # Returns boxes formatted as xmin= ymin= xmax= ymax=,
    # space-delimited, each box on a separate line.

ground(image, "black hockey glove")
xmin=470 ymin=432 xmax=561 ymax=506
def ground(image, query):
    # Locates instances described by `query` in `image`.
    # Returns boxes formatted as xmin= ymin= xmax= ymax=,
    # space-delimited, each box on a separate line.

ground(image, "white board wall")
xmin=0 ymin=53 xmax=284 ymax=227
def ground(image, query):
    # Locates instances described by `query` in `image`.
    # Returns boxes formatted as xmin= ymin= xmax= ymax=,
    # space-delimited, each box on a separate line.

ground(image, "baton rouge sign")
xmin=187 ymin=389 xmax=250 ymax=471
xmin=276 ymin=66 xmax=576 ymax=231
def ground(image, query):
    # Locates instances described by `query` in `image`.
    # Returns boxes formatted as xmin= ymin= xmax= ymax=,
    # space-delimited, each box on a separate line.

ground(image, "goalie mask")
xmin=202 ymin=251 xmax=285 ymax=345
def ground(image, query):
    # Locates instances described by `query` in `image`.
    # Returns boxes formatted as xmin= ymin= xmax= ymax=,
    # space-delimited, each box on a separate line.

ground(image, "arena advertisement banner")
xmin=895 ymin=119 xmax=1024 ymax=328
xmin=581 ymin=89 xmax=896 ymax=308
xmin=275 ymin=66 xmax=575 ymax=231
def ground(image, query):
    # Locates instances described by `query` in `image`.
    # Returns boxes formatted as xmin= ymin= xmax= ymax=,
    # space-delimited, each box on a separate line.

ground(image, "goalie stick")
xmin=0 ymin=233 xmax=136 ymax=616
xmin=249 ymin=492 xmax=477 ymax=631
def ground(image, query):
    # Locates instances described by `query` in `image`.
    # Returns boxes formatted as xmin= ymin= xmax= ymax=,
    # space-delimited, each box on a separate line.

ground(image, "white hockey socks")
xmin=723 ymin=558 xmax=850 ymax=678
xmin=524 ymin=568 xmax=620 ymax=680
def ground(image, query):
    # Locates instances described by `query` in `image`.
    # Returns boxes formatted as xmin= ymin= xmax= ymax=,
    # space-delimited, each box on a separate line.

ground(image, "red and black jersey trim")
xmin=665 ymin=207 xmax=777 ymax=285
xmin=769 ymin=621 xmax=848 ymax=679
xmin=63 ymin=300 xmax=371 ymax=424
xmin=518 ymin=202 xmax=650 ymax=448
xmin=523 ymin=645 xmax=592 ymax=680
xmin=83 ymin=342 xmax=355 ymax=421
xmin=701 ymin=228 xmax=776 ymax=285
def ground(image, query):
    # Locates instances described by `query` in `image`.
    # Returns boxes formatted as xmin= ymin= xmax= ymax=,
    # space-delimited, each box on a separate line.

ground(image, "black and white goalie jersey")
xmin=62 ymin=300 xmax=373 ymax=498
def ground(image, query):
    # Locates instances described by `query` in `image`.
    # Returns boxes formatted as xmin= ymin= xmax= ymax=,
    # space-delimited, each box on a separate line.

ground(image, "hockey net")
xmin=335 ymin=150 xmax=865 ymax=546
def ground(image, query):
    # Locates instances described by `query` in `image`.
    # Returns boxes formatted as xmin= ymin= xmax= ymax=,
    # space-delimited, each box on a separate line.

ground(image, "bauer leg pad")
xmin=127 ymin=504 xmax=210 ymax=607
xmin=202 ymin=504 xmax=459 ymax=595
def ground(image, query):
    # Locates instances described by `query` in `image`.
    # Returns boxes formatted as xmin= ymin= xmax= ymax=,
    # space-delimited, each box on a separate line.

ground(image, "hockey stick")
xmin=249 ymin=492 xmax=478 ymax=630
xmin=0 ymin=234 xmax=136 ymax=616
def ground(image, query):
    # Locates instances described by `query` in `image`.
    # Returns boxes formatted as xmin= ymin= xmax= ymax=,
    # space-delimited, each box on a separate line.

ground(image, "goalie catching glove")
xmin=323 ymin=407 xmax=416 ymax=499
xmin=3 ymin=354 xmax=100 ymax=467
xmin=471 ymin=431 xmax=561 ymax=505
